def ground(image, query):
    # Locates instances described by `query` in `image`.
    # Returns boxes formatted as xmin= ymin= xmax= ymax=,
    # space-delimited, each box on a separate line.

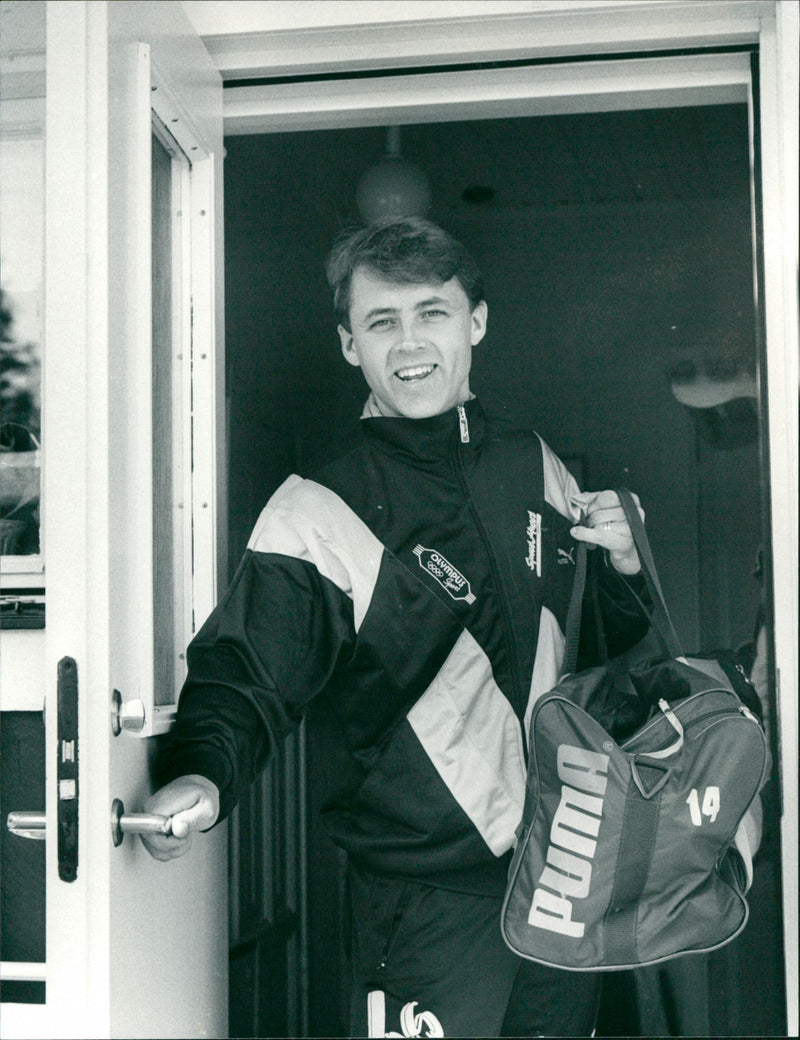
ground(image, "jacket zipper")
xmin=452 ymin=406 xmax=526 ymax=729
xmin=376 ymin=885 xmax=412 ymax=973
xmin=457 ymin=403 xmax=470 ymax=443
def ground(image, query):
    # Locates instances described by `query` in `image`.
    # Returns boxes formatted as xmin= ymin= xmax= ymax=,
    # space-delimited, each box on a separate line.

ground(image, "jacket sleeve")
xmin=155 ymin=481 xmax=360 ymax=822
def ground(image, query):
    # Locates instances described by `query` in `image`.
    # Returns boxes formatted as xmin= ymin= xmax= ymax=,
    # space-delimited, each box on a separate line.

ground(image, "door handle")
xmin=7 ymin=811 xmax=46 ymax=840
xmin=8 ymin=804 xmax=173 ymax=846
xmin=110 ymin=798 xmax=172 ymax=847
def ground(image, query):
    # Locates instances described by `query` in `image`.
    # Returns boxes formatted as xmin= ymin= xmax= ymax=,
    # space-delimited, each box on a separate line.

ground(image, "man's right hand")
xmin=140 ymin=775 xmax=220 ymax=861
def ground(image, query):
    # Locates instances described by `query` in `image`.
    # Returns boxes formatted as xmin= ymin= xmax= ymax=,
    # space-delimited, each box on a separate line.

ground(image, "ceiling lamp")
xmin=356 ymin=126 xmax=432 ymax=224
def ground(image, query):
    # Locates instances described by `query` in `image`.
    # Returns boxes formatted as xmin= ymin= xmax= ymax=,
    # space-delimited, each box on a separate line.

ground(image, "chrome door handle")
xmin=8 ymin=804 xmax=173 ymax=846
xmin=110 ymin=798 xmax=172 ymax=847
xmin=7 ymin=811 xmax=46 ymax=840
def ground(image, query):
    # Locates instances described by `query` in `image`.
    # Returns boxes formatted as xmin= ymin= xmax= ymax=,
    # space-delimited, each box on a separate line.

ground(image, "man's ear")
xmin=471 ymin=301 xmax=488 ymax=346
xmin=338 ymin=324 xmax=361 ymax=368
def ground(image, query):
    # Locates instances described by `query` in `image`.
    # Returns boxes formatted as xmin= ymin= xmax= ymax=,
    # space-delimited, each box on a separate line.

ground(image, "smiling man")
xmin=338 ymin=267 xmax=487 ymax=419
xmin=144 ymin=218 xmax=650 ymax=1038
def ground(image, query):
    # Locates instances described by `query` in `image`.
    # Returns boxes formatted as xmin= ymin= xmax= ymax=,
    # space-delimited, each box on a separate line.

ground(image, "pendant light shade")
xmin=356 ymin=126 xmax=432 ymax=224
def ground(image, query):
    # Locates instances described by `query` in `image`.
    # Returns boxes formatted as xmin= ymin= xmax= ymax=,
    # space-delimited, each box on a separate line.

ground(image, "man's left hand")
xmin=569 ymin=490 xmax=644 ymax=575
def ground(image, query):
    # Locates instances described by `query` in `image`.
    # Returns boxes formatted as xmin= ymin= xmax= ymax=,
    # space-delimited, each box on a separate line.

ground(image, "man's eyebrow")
xmin=362 ymin=305 xmax=398 ymax=321
xmin=362 ymin=297 xmax=449 ymax=322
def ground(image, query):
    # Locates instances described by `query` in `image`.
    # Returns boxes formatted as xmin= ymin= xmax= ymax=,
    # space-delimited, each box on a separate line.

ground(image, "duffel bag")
xmin=501 ymin=488 xmax=768 ymax=971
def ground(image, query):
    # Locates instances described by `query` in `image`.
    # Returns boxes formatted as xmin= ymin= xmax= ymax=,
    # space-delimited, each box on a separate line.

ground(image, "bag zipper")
xmin=738 ymin=702 xmax=759 ymax=724
xmin=623 ymin=694 xmax=762 ymax=756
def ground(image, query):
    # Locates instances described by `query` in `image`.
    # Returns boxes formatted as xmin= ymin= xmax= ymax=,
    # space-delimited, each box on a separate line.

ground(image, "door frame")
xmin=214 ymin=3 xmax=798 ymax=1034
xmin=2 ymin=3 xmax=227 ymax=1037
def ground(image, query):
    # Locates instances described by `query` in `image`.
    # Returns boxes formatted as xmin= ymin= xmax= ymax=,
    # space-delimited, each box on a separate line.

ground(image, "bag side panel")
xmin=634 ymin=712 xmax=767 ymax=962
xmin=502 ymin=697 xmax=629 ymax=969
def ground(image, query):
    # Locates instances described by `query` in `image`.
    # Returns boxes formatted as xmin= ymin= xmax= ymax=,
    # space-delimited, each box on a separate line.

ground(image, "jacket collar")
xmin=359 ymin=395 xmax=487 ymax=462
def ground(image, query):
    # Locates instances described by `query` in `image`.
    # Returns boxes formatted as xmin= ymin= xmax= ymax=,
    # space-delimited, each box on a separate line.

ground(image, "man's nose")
xmin=398 ymin=317 xmax=425 ymax=349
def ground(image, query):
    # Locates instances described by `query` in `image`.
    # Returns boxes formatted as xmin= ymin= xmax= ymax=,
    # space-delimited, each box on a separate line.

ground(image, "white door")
xmin=1 ymin=2 xmax=227 ymax=1037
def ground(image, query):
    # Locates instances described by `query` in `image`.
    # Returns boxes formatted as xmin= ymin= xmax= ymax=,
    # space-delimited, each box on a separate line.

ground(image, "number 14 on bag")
xmin=686 ymin=786 xmax=721 ymax=826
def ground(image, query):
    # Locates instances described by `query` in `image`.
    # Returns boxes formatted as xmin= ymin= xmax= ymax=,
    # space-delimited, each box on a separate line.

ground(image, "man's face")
xmin=338 ymin=267 xmax=488 ymax=420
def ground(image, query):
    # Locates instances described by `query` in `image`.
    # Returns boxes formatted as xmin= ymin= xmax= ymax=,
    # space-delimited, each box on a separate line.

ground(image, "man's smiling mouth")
xmin=395 ymin=364 xmax=436 ymax=382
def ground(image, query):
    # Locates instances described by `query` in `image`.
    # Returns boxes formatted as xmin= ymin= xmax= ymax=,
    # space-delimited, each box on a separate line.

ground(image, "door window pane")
xmin=0 ymin=0 xmax=44 ymax=560
xmin=152 ymin=130 xmax=178 ymax=705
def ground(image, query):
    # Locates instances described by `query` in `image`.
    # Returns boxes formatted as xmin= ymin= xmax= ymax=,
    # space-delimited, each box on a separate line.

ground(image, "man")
xmin=143 ymin=218 xmax=649 ymax=1037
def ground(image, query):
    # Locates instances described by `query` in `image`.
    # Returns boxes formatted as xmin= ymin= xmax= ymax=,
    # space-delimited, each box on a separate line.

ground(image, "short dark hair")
xmin=325 ymin=218 xmax=485 ymax=329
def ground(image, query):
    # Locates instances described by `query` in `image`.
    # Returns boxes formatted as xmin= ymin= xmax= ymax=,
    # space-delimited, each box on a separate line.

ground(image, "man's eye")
xmin=369 ymin=318 xmax=393 ymax=330
xmin=422 ymin=309 xmax=447 ymax=319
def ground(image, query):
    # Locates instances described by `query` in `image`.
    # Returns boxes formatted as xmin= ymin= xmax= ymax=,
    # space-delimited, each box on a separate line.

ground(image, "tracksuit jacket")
xmin=159 ymin=397 xmax=649 ymax=896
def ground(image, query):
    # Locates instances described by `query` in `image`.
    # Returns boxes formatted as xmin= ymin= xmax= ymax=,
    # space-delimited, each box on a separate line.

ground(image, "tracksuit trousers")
xmin=347 ymin=863 xmax=601 ymax=1038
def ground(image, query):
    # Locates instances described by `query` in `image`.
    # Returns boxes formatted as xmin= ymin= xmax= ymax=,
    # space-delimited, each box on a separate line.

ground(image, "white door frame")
xmin=198 ymin=0 xmax=769 ymax=78
xmin=222 ymin=51 xmax=754 ymax=132
xmin=211 ymin=3 xmax=798 ymax=1033
xmin=2 ymin=3 xmax=227 ymax=1037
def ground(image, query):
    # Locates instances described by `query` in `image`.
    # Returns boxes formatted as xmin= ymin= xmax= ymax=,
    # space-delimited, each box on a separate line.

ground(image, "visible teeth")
xmin=396 ymin=364 xmax=435 ymax=381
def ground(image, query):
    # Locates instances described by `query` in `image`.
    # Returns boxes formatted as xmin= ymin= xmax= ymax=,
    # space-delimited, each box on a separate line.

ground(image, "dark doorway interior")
xmin=222 ymin=105 xmax=784 ymax=1037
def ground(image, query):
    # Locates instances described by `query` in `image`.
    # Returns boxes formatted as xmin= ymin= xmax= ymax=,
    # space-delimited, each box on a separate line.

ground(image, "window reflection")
xmin=0 ymin=0 xmax=44 ymax=559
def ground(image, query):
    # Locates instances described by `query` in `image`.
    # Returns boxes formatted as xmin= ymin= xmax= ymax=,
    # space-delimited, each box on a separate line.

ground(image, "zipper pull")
xmin=735 ymin=662 xmax=757 ymax=688
xmin=457 ymin=404 xmax=470 ymax=443
xmin=739 ymin=703 xmax=759 ymax=724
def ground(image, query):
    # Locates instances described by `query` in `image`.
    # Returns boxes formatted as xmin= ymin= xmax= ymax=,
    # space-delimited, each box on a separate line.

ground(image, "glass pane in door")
xmin=0 ymin=0 xmax=46 ymax=1004
xmin=150 ymin=115 xmax=192 ymax=711
xmin=152 ymin=129 xmax=178 ymax=705
xmin=0 ymin=0 xmax=44 ymax=562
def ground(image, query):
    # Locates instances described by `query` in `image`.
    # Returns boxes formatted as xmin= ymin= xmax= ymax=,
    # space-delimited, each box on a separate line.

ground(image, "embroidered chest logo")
xmin=413 ymin=545 xmax=476 ymax=604
xmin=525 ymin=511 xmax=542 ymax=576
xmin=558 ymin=547 xmax=576 ymax=566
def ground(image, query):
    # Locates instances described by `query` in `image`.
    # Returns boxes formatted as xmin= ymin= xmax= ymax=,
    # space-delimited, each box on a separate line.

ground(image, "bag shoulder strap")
xmin=561 ymin=489 xmax=684 ymax=677
xmin=616 ymin=487 xmax=684 ymax=660
xmin=562 ymin=539 xmax=587 ymax=676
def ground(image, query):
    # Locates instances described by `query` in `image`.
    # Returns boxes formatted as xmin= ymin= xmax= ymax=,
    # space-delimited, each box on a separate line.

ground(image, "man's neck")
xmin=360 ymin=392 xmax=476 ymax=420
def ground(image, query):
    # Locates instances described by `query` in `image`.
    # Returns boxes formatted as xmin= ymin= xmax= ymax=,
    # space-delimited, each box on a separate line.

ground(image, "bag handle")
xmin=561 ymin=489 xmax=684 ymax=677
xmin=562 ymin=536 xmax=588 ymax=676
xmin=615 ymin=488 xmax=685 ymax=661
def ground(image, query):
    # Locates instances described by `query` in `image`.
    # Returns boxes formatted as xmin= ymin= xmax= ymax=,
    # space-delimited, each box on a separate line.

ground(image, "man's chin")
xmin=371 ymin=382 xmax=463 ymax=420
xmin=385 ymin=400 xmax=449 ymax=420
